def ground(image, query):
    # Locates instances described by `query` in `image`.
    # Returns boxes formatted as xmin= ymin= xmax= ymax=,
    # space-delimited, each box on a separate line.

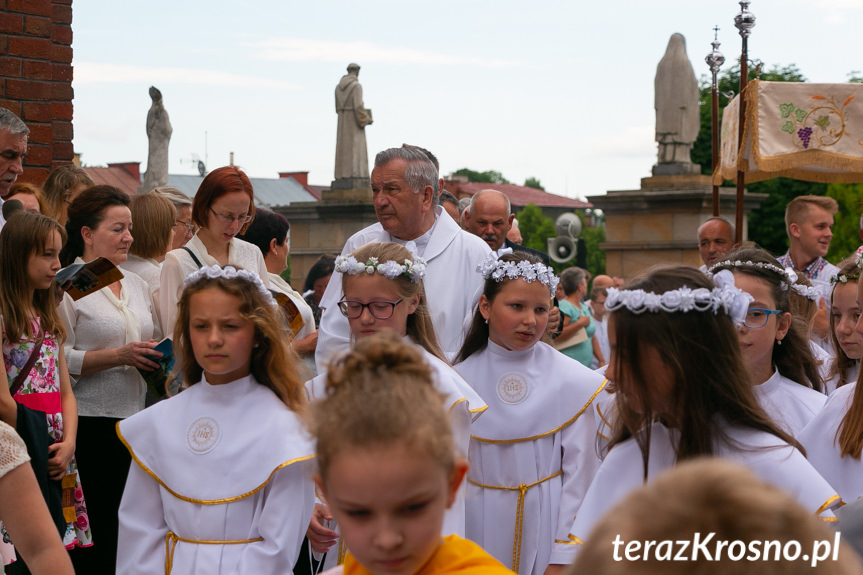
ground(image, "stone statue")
xmin=333 ymin=63 xmax=373 ymax=189
xmin=653 ymin=33 xmax=700 ymax=175
xmin=140 ymin=86 xmax=172 ymax=193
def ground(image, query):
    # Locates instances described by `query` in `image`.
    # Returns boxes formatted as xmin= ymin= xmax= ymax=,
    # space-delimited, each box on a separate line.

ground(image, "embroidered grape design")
xmin=798 ymin=127 xmax=813 ymax=149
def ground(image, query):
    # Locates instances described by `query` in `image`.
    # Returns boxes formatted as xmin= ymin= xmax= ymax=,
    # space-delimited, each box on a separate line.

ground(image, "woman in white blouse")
xmin=57 ymin=186 xmax=162 ymax=574
xmin=159 ymin=166 xmax=269 ymax=337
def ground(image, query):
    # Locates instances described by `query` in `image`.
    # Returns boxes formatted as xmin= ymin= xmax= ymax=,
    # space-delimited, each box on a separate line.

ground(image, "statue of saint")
xmin=140 ymin=86 xmax=172 ymax=193
xmin=334 ymin=64 xmax=373 ymax=186
xmin=654 ymin=34 xmax=700 ymax=171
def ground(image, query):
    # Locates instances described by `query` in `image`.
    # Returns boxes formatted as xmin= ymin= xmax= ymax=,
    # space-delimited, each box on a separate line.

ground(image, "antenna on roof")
xmin=180 ymin=153 xmax=207 ymax=176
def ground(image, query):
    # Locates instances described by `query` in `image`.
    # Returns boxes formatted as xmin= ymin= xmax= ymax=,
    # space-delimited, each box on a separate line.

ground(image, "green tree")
xmin=692 ymin=63 xmax=833 ymax=256
xmin=524 ymin=177 xmax=545 ymax=190
xmin=578 ymin=212 xmax=606 ymax=281
xmin=453 ymin=168 xmax=510 ymax=184
xmin=515 ymin=203 xmax=555 ymax=255
xmin=826 ymin=183 xmax=863 ymax=261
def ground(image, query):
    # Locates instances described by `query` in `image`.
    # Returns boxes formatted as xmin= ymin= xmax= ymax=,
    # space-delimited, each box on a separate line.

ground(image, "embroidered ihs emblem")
xmin=186 ymin=417 xmax=221 ymax=454
xmin=497 ymin=372 xmax=529 ymax=404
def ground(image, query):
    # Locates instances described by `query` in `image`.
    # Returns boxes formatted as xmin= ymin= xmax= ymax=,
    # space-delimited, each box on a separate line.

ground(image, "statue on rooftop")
xmin=140 ymin=86 xmax=172 ymax=193
xmin=333 ymin=63 xmax=373 ymax=189
xmin=654 ymin=34 xmax=701 ymax=174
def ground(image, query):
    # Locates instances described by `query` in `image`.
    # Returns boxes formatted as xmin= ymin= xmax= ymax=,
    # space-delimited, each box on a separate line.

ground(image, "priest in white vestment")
xmin=315 ymin=147 xmax=490 ymax=369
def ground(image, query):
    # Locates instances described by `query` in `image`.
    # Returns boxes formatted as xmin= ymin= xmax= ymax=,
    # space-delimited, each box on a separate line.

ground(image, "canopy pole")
xmin=734 ymin=1 xmax=756 ymax=245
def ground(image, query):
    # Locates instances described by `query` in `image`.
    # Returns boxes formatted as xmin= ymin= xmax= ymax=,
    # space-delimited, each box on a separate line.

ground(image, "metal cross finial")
xmin=705 ymin=26 xmax=725 ymax=75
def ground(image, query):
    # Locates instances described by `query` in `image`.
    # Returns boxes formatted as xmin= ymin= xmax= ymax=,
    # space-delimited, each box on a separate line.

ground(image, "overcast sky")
xmin=71 ymin=0 xmax=863 ymax=201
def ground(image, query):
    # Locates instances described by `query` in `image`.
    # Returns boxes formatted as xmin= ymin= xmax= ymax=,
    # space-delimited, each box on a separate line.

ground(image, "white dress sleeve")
xmin=550 ymin=405 xmax=603 ymax=565
xmin=0 ymin=421 xmax=29 ymax=479
xmin=116 ymin=462 xmax=170 ymax=575
xmin=230 ymin=463 xmax=315 ymax=575
xmin=57 ymin=293 xmax=84 ymax=379
xmin=251 ymin=248 xmax=271 ymax=289
xmin=159 ymin=250 xmax=187 ymax=340
xmin=313 ymin=273 xmax=352 ymax=371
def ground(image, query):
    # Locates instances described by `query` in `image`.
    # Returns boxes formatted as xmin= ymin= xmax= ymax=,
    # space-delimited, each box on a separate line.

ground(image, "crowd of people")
xmin=2 ymin=103 xmax=863 ymax=575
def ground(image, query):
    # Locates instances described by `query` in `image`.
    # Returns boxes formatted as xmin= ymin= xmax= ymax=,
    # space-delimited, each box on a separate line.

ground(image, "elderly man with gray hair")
xmin=0 ymin=108 xmax=29 ymax=229
xmin=315 ymin=146 xmax=491 ymax=367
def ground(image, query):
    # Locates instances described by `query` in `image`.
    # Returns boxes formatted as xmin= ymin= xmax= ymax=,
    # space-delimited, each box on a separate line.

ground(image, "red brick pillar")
xmin=0 ymin=0 xmax=74 ymax=186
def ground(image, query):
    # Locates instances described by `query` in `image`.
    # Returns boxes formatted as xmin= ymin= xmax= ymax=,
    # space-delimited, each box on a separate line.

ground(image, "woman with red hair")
xmin=159 ymin=166 xmax=269 ymax=336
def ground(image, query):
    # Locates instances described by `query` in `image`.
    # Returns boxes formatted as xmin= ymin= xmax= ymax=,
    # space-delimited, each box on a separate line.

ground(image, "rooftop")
xmin=445 ymin=181 xmax=592 ymax=209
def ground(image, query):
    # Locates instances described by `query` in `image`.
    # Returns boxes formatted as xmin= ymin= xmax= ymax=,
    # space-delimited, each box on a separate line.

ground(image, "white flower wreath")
xmin=182 ymin=265 xmax=276 ymax=306
xmin=604 ymin=269 xmax=752 ymax=323
xmin=709 ymin=259 xmax=821 ymax=301
xmin=476 ymin=254 xmax=559 ymax=296
xmin=335 ymin=254 xmax=427 ymax=283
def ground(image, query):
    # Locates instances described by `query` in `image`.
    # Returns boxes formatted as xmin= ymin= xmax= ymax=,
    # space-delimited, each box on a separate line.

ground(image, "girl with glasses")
xmin=304 ymin=242 xmax=486 ymax=565
xmin=159 ymin=167 xmax=270 ymax=339
xmin=711 ymin=248 xmax=826 ymax=437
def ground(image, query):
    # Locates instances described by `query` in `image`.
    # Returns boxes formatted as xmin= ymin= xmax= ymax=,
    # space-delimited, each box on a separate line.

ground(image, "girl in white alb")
xmin=822 ymin=254 xmax=863 ymax=395
xmin=454 ymin=253 xmax=607 ymax=575
xmin=712 ymin=249 xmax=826 ymax=437
xmin=305 ymin=242 xmax=486 ymax=562
xmin=116 ymin=266 xmax=314 ymax=575
xmin=567 ymin=266 xmax=840 ymax=557
xmin=800 ymin=248 xmax=863 ymax=502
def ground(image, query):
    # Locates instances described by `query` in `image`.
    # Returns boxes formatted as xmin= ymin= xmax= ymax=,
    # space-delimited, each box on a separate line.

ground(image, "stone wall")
xmin=589 ymin=175 xmax=767 ymax=280
xmin=0 ymin=0 xmax=75 ymax=184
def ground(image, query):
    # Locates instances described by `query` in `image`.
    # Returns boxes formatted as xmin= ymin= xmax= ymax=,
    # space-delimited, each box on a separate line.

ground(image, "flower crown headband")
xmin=476 ymin=254 xmax=559 ymax=296
xmin=834 ymin=246 xmax=863 ymax=284
xmin=183 ymin=265 xmax=276 ymax=307
xmin=709 ymin=260 xmax=820 ymax=301
xmin=832 ymin=273 xmax=860 ymax=285
xmin=335 ymin=254 xmax=427 ymax=283
xmin=604 ymin=269 xmax=752 ymax=323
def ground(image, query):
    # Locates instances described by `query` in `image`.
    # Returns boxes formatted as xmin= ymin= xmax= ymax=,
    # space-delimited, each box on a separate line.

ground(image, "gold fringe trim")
xmin=471 ymin=379 xmax=608 ymax=444
xmin=116 ymin=421 xmax=314 ymax=504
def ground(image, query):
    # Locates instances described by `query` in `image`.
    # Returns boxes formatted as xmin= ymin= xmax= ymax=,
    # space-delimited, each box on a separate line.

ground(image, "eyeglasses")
xmin=209 ymin=207 xmax=252 ymax=225
xmin=175 ymin=220 xmax=196 ymax=234
xmin=338 ymin=298 xmax=404 ymax=320
xmin=740 ymin=308 xmax=783 ymax=329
